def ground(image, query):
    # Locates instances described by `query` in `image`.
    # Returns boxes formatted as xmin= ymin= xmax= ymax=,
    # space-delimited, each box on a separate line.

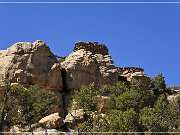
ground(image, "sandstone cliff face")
xmin=0 ymin=40 xmax=63 ymax=90
xmin=60 ymin=42 xmax=118 ymax=90
xmin=0 ymin=41 xmax=150 ymax=91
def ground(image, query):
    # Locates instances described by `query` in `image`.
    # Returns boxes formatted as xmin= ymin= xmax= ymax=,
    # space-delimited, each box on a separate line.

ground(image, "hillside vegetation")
xmin=0 ymin=74 xmax=179 ymax=133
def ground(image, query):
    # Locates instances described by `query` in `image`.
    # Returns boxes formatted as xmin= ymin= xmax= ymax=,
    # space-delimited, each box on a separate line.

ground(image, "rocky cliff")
xmin=0 ymin=40 xmax=150 ymax=91
xmin=0 ymin=40 xmax=151 ymax=126
xmin=60 ymin=42 xmax=118 ymax=91
xmin=0 ymin=40 xmax=63 ymax=90
xmin=0 ymin=40 xmax=154 ymax=132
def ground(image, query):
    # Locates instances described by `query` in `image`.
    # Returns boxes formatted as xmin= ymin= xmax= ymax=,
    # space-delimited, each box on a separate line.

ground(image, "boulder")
xmin=0 ymin=40 xmax=63 ymax=91
xmin=167 ymin=94 xmax=180 ymax=101
xmin=39 ymin=113 xmax=64 ymax=129
xmin=10 ymin=125 xmax=22 ymax=132
xmin=10 ymin=123 xmax=60 ymax=134
xmin=33 ymin=128 xmax=59 ymax=135
xmin=64 ymin=109 xmax=85 ymax=128
xmin=60 ymin=42 xmax=118 ymax=91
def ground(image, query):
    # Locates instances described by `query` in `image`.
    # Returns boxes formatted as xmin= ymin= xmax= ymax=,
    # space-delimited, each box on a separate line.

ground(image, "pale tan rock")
xmin=167 ymin=94 xmax=180 ymax=101
xmin=39 ymin=113 xmax=64 ymax=129
xmin=33 ymin=128 xmax=59 ymax=135
xmin=117 ymin=67 xmax=151 ymax=87
xmin=96 ymin=96 xmax=109 ymax=113
xmin=64 ymin=109 xmax=84 ymax=128
xmin=61 ymin=42 xmax=118 ymax=90
xmin=0 ymin=40 xmax=63 ymax=91
xmin=64 ymin=109 xmax=84 ymax=123
xmin=130 ymin=72 xmax=151 ymax=86
xmin=10 ymin=125 xmax=22 ymax=132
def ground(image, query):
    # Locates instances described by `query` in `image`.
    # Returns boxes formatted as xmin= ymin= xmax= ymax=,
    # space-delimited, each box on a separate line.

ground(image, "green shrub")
xmin=0 ymin=84 xmax=59 ymax=131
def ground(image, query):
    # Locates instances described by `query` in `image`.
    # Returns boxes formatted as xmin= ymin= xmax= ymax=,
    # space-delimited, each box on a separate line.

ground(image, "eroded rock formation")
xmin=117 ymin=67 xmax=151 ymax=86
xmin=0 ymin=41 xmax=151 ymax=91
xmin=0 ymin=40 xmax=63 ymax=90
xmin=0 ymin=40 xmax=153 ymax=132
xmin=60 ymin=42 xmax=118 ymax=91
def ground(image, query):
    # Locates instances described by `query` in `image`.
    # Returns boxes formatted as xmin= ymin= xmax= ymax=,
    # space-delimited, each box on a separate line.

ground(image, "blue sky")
xmin=0 ymin=0 xmax=180 ymax=86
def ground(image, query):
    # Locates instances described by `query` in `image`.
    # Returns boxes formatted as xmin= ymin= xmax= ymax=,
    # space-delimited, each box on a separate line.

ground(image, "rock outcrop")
xmin=117 ymin=67 xmax=151 ymax=87
xmin=167 ymin=86 xmax=180 ymax=101
xmin=0 ymin=40 xmax=153 ymax=132
xmin=64 ymin=109 xmax=85 ymax=128
xmin=0 ymin=41 xmax=150 ymax=91
xmin=0 ymin=40 xmax=63 ymax=90
xmin=10 ymin=124 xmax=60 ymax=134
xmin=39 ymin=113 xmax=64 ymax=129
xmin=60 ymin=42 xmax=118 ymax=91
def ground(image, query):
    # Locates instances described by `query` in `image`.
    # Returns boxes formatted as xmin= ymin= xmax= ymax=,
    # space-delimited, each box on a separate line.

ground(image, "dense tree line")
xmin=70 ymin=74 xmax=180 ymax=133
